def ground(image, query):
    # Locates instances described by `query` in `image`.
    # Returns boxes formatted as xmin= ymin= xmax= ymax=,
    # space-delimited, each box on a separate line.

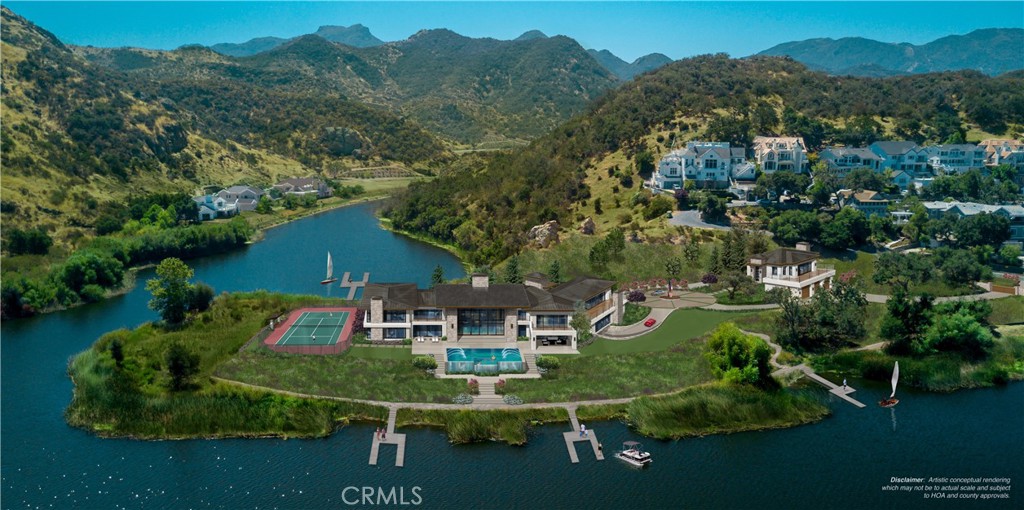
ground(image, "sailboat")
xmin=879 ymin=361 xmax=900 ymax=408
xmin=320 ymin=252 xmax=338 ymax=284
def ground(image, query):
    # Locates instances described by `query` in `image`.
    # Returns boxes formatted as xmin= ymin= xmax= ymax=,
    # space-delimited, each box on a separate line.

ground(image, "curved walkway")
xmin=600 ymin=292 xmax=715 ymax=339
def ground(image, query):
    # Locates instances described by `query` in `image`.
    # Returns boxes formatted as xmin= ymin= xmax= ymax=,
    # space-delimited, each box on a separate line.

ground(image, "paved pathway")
xmin=864 ymin=291 xmax=1011 ymax=304
xmin=668 ymin=210 xmax=732 ymax=230
xmin=600 ymin=292 xmax=715 ymax=339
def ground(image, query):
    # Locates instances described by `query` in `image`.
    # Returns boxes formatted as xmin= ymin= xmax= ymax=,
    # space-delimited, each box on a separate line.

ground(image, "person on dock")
xmin=843 ymin=378 xmax=847 ymax=391
xmin=580 ymin=424 xmax=586 ymax=437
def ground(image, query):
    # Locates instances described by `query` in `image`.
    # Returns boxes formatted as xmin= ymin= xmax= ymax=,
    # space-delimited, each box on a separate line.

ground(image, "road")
xmin=668 ymin=210 xmax=732 ymax=230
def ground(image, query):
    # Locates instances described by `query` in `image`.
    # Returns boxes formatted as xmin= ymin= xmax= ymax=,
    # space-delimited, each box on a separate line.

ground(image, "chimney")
xmin=795 ymin=242 xmax=812 ymax=252
xmin=471 ymin=273 xmax=489 ymax=289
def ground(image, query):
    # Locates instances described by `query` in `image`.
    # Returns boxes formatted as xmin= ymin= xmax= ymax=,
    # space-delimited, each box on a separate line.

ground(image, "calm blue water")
xmin=2 ymin=202 xmax=1022 ymax=509
xmin=445 ymin=347 xmax=523 ymax=362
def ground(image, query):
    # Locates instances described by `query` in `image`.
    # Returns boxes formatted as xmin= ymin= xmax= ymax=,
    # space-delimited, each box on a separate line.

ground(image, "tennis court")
xmin=263 ymin=307 xmax=358 ymax=354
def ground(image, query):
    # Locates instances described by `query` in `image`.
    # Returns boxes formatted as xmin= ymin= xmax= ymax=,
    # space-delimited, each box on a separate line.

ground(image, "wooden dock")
xmin=369 ymin=407 xmax=406 ymax=467
xmin=783 ymin=365 xmax=866 ymax=408
xmin=339 ymin=272 xmax=370 ymax=301
xmin=562 ymin=406 xmax=604 ymax=464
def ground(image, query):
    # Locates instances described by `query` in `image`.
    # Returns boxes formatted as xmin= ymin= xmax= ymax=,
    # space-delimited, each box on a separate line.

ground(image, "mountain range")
xmin=758 ymin=28 xmax=1024 ymax=77
xmin=205 ymin=26 xmax=672 ymax=82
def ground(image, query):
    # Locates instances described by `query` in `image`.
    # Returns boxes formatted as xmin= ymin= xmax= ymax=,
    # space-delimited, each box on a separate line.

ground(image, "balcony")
xmin=586 ymin=300 xmax=614 ymax=319
xmin=764 ymin=265 xmax=835 ymax=284
xmin=534 ymin=323 xmax=572 ymax=331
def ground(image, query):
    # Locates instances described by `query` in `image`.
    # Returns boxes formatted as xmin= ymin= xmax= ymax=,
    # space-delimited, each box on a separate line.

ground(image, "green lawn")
xmin=990 ymin=296 xmax=1024 ymax=325
xmin=348 ymin=346 xmax=415 ymax=360
xmin=583 ymin=308 xmax=749 ymax=355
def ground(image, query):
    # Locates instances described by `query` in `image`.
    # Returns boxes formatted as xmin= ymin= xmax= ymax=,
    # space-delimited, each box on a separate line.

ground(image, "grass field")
xmin=583 ymin=308 xmax=749 ymax=355
xmin=990 ymin=296 xmax=1024 ymax=325
xmin=396 ymin=407 xmax=568 ymax=445
xmin=820 ymin=250 xmax=977 ymax=297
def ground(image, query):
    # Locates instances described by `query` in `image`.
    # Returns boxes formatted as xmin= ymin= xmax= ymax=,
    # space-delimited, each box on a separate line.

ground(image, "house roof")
xmin=923 ymin=201 xmax=1024 ymax=218
xmin=224 ymin=185 xmax=263 ymax=194
xmin=525 ymin=286 xmax=575 ymax=311
xmin=433 ymin=283 xmax=532 ymax=308
xmin=361 ymin=283 xmax=422 ymax=309
xmin=749 ymin=248 xmax=819 ymax=266
xmin=822 ymin=147 xmax=879 ymax=160
xmin=753 ymin=136 xmax=806 ymax=151
xmin=547 ymin=276 xmax=615 ymax=303
xmin=871 ymin=141 xmax=919 ymax=156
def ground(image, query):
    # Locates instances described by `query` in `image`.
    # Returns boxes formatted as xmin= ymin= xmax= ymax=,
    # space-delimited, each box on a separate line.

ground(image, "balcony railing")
xmin=534 ymin=323 xmax=572 ymax=331
xmin=586 ymin=300 xmax=614 ymax=319
xmin=766 ymin=265 xmax=835 ymax=283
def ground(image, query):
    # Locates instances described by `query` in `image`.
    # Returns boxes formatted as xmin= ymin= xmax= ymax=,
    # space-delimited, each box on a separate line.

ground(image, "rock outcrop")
xmin=580 ymin=217 xmax=596 ymax=235
xmin=527 ymin=220 xmax=560 ymax=248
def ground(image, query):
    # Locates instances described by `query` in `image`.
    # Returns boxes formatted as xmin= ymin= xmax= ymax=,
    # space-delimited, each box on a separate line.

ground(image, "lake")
xmin=1 ymin=202 xmax=1021 ymax=509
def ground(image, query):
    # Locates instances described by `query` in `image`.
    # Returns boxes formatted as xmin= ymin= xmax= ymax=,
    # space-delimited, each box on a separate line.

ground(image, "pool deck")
xmin=369 ymin=406 xmax=406 ymax=467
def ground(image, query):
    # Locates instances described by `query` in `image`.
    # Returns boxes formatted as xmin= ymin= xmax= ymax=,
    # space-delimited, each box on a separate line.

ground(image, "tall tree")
xmin=503 ymin=255 xmax=523 ymax=284
xmin=880 ymin=286 xmax=934 ymax=356
xmin=165 ymin=342 xmax=200 ymax=391
xmin=430 ymin=264 xmax=445 ymax=288
xmin=570 ymin=301 xmax=592 ymax=345
xmin=547 ymin=260 xmax=563 ymax=284
xmin=665 ymin=257 xmax=682 ymax=296
xmin=145 ymin=258 xmax=195 ymax=324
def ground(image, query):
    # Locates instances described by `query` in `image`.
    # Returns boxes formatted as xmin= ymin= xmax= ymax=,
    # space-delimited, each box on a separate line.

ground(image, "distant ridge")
xmin=587 ymin=49 xmax=672 ymax=80
xmin=758 ymin=28 xmax=1024 ymax=76
xmin=209 ymin=24 xmax=385 ymax=57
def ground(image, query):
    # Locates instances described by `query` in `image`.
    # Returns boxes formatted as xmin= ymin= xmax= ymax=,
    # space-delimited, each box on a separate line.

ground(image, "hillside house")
xmin=924 ymin=144 xmax=985 ymax=175
xmin=922 ymin=201 xmax=1024 ymax=242
xmin=751 ymin=136 xmax=809 ymax=174
xmin=192 ymin=195 xmax=237 ymax=221
xmin=273 ymin=177 xmax=333 ymax=199
xmin=978 ymin=139 xmax=1024 ymax=173
xmin=869 ymin=141 xmax=928 ymax=175
xmin=216 ymin=185 xmax=264 ymax=212
xmin=837 ymin=189 xmax=891 ymax=217
xmin=747 ymin=243 xmax=835 ymax=299
xmin=818 ymin=147 xmax=881 ymax=178
xmin=653 ymin=141 xmax=754 ymax=189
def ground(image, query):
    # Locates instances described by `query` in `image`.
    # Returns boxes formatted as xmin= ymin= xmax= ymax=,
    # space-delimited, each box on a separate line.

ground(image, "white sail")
xmin=326 ymin=252 xmax=334 ymax=280
xmin=890 ymin=361 xmax=899 ymax=399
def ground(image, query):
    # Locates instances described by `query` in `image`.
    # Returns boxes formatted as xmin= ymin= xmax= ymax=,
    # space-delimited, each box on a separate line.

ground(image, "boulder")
xmin=579 ymin=217 xmax=596 ymax=235
xmin=527 ymin=220 xmax=560 ymax=248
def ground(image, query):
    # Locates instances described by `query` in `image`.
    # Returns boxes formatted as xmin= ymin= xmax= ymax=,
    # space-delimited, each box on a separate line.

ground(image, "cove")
xmin=2 ymin=202 xmax=1021 ymax=509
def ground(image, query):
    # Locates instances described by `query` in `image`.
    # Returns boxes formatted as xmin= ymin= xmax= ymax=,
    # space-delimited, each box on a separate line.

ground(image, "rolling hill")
xmin=210 ymin=24 xmax=384 ymax=57
xmin=81 ymin=28 xmax=622 ymax=143
xmin=588 ymin=49 xmax=672 ymax=80
xmin=383 ymin=54 xmax=1024 ymax=263
xmin=758 ymin=28 xmax=1024 ymax=77
xmin=0 ymin=7 xmax=446 ymax=237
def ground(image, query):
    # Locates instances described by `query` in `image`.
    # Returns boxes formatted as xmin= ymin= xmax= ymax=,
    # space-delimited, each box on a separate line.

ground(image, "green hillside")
xmin=0 ymin=7 xmax=445 ymax=239
xmin=383 ymin=54 xmax=1024 ymax=263
xmin=80 ymin=28 xmax=620 ymax=143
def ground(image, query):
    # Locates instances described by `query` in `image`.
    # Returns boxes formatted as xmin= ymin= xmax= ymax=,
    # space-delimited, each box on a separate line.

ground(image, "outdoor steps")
xmin=521 ymin=352 xmax=540 ymax=375
xmin=475 ymin=381 xmax=503 ymax=404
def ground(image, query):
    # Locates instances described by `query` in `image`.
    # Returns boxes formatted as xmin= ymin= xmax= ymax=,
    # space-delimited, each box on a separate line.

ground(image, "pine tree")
xmin=503 ymin=255 xmax=523 ymax=284
xmin=430 ymin=264 xmax=445 ymax=288
xmin=547 ymin=260 xmax=562 ymax=284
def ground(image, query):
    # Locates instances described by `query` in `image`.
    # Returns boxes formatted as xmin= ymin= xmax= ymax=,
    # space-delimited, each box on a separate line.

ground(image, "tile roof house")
xmin=360 ymin=274 xmax=618 ymax=352
xmin=747 ymin=243 xmax=835 ymax=299
xmin=751 ymin=136 xmax=809 ymax=174
xmin=652 ymin=141 xmax=755 ymax=190
xmin=978 ymin=139 xmax=1024 ymax=172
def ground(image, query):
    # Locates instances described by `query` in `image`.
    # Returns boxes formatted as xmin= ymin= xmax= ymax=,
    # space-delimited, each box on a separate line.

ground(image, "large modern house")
xmin=361 ymin=274 xmax=619 ymax=351
xmin=747 ymin=244 xmax=835 ymax=299
xmin=923 ymin=144 xmax=986 ymax=175
xmin=751 ymin=136 xmax=809 ymax=173
xmin=818 ymin=147 xmax=881 ymax=177
xmin=652 ymin=141 xmax=755 ymax=189
xmin=837 ymin=189 xmax=891 ymax=217
xmin=869 ymin=141 xmax=929 ymax=175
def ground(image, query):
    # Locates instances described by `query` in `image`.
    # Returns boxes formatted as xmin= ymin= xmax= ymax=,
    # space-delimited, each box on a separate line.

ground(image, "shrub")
xmin=495 ymin=379 xmax=506 ymax=395
xmin=502 ymin=394 xmax=524 ymax=405
xmin=79 ymin=284 xmax=106 ymax=303
xmin=701 ymin=273 xmax=719 ymax=284
xmin=413 ymin=356 xmax=438 ymax=370
xmin=626 ymin=289 xmax=646 ymax=303
xmin=467 ymin=379 xmax=479 ymax=395
xmin=452 ymin=394 xmax=474 ymax=404
xmin=352 ymin=333 xmax=370 ymax=344
xmin=535 ymin=355 xmax=561 ymax=370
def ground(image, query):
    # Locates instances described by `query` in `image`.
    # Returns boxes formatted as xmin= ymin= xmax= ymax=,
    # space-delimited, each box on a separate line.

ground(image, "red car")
xmin=643 ymin=318 xmax=657 ymax=327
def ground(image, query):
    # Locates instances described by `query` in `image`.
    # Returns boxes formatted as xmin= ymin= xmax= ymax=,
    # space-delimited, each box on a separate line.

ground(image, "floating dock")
xmin=369 ymin=406 xmax=406 ymax=467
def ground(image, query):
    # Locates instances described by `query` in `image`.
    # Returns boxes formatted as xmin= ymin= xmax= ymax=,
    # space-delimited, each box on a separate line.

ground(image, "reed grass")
xmin=623 ymin=383 xmax=830 ymax=439
xmin=396 ymin=408 xmax=569 ymax=445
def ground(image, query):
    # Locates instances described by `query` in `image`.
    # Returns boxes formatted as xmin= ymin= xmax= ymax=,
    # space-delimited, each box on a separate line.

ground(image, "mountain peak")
xmin=515 ymin=30 xmax=548 ymax=41
xmin=313 ymin=24 xmax=384 ymax=47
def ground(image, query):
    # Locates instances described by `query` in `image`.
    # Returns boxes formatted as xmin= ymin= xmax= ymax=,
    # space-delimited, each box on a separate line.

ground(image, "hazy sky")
xmin=6 ymin=2 xmax=1023 ymax=61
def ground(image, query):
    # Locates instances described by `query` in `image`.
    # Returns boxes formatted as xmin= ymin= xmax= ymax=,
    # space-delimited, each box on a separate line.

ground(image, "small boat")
xmin=320 ymin=252 xmax=338 ymax=285
xmin=614 ymin=441 xmax=652 ymax=468
xmin=879 ymin=361 xmax=900 ymax=408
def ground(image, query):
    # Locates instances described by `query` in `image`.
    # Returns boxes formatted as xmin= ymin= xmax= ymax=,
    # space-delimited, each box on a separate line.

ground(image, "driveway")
xmin=668 ymin=210 xmax=731 ymax=230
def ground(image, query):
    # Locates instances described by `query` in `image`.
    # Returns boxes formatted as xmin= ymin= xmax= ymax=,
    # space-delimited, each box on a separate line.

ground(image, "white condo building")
xmin=652 ymin=141 xmax=755 ymax=190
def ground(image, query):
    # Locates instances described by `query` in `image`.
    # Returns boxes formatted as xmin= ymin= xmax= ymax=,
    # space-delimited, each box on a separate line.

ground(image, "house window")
xmin=457 ymin=309 xmax=504 ymax=336
xmin=413 ymin=325 xmax=442 ymax=337
xmin=384 ymin=310 xmax=407 ymax=323
xmin=536 ymin=315 xmax=568 ymax=328
xmin=517 ymin=310 xmax=528 ymax=320
xmin=706 ymin=159 xmax=718 ymax=169
xmin=584 ymin=293 xmax=606 ymax=310
xmin=771 ymin=267 xmax=778 ymax=276
xmin=413 ymin=309 xmax=443 ymax=321
xmin=384 ymin=328 xmax=407 ymax=339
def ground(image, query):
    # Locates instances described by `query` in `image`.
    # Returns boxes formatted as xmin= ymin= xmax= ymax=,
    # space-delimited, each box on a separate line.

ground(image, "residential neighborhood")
xmin=192 ymin=177 xmax=332 ymax=220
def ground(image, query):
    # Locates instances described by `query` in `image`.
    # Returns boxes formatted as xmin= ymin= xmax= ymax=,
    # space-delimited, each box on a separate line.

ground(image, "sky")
xmin=5 ymin=1 xmax=1023 ymax=62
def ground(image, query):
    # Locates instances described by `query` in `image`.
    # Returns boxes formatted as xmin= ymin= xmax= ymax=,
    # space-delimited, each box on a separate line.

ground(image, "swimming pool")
xmin=446 ymin=347 xmax=524 ymax=374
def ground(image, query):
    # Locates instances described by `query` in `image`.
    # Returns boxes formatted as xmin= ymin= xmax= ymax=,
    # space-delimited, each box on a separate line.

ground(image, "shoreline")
xmin=376 ymin=217 xmax=474 ymax=272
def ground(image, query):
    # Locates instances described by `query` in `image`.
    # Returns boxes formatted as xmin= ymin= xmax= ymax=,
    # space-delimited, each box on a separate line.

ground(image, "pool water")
xmin=446 ymin=347 xmax=524 ymax=374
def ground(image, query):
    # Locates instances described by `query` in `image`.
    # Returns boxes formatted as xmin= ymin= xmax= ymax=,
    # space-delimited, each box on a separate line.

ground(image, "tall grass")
xmin=624 ymin=384 xmax=830 ymax=439
xmin=396 ymin=408 xmax=568 ymax=445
